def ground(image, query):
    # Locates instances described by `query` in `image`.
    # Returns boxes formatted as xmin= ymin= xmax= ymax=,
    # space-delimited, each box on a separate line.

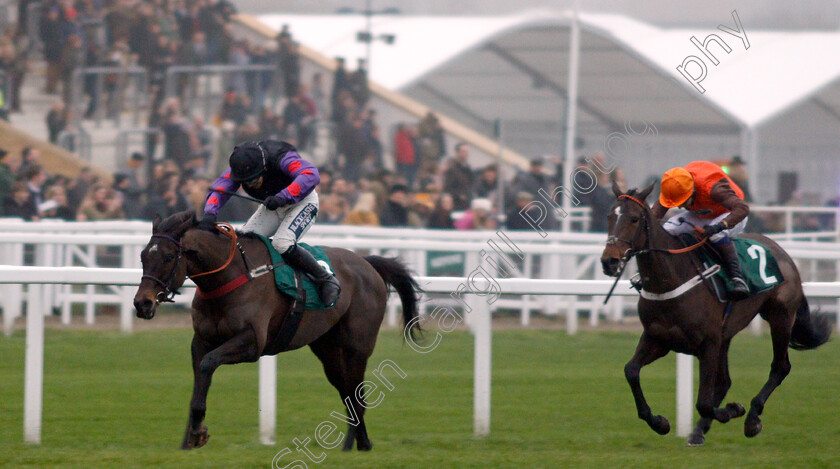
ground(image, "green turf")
xmin=0 ymin=327 xmax=839 ymax=468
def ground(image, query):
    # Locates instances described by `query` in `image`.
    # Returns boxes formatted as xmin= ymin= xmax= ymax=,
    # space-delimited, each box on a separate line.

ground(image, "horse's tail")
xmin=789 ymin=296 xmax=832 ymax=350
xmin=364 ymin=255 xmax=422 ymax=341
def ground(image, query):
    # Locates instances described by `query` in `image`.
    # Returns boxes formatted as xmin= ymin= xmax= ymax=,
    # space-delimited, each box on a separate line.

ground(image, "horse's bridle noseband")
xmin=142 ymin=233 xmax=183 ymax=304
xmin=606 ymin=194 xmax=650 ymax=266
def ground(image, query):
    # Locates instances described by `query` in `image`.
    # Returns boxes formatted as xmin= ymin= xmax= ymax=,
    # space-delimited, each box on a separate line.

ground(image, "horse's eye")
xmin=630 ymin=216 xmax=640 ymax=223
xmin=163 ymin=254 xmax=176 ymax=262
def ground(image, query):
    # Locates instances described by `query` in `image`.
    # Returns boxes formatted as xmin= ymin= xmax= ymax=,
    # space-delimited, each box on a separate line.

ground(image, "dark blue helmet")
xmin=229 ymin=142 xmax=266 ymax=182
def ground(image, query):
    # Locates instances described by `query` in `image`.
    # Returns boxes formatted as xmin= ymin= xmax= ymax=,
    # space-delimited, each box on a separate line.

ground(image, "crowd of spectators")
xmin=0 ymin=3 xmax=837 ymax=234
xmin=0 ymin=144 xmax=213 ymax=221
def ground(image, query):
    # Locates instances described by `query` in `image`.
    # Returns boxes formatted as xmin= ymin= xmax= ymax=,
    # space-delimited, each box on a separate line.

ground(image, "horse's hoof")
xmin=726 ymin=402 xmax=746 ymax=419
xmin=186 ymin=425 xmax=210 ymax=449
xmin=745 ymin=416 xmax=763 ymax=438
xmin=686 ymin=430 xmax=705 ymax=447
xmin=650 ymin=415 xmax=671 ymax=435
xmin=357 ymin=440 xmax=373 ymax=451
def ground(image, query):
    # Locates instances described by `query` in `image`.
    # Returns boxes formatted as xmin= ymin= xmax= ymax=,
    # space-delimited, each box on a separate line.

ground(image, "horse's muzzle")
xmin=601 ymin=257 xmax=621 ymax=277
xmin=134 ymin=298 xmax=156 ymax=320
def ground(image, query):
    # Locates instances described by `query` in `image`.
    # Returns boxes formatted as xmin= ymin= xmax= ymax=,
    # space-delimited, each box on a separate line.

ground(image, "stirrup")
xmin=727 ymin=277 xmax=749 ymax=300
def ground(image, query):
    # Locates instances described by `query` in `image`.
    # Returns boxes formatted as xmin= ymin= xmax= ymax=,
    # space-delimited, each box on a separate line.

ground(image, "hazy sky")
xmin=231 ymin=0 xmax=840 ymax=30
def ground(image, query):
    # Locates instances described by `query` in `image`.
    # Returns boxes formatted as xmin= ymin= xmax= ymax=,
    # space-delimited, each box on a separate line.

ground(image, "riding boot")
xmin=281 ymin=244 xmax=340 ymax=307
xmin=716 ymin=240 xmax=749 ymax=301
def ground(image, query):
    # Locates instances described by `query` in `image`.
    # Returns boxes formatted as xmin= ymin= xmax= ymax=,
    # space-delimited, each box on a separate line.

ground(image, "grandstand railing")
xmin=70 ymin=66 xmax=148 ymax=127
xmin=25 ymin=2 xmax=42 ymax=56
xmin=56 ymin=127 xmax=92 ymax=161
xmin=163 ymin=64 xmax=279 ymax=118
xmin=113 ymin=127 xmax=162 ymax=173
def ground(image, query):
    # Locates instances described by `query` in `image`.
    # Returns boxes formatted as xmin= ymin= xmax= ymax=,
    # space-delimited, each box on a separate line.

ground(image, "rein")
xmin=191 ymin=223 xmax=278 ymax=300
xmin=144 ymin=222 xmax=284 ymax=302
xmin=190 ymin=223 xmax=238 ymax=279
xmin=602 ymin=194 xmax=708 ymax=304
xmin=617 ymin=194 xmax=708 ymax=255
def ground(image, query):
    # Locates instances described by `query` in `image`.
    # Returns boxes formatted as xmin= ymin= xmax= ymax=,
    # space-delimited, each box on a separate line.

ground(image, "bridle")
xmin=607 ymin=194 xmax=708 ymax=264
xmin=141 ymin=233 xmax=183 ymax=304
xmin=142 ymin=223 xmax=240 ymax=304
xmin=605 ymin=194 xmax=650 ymax=266
xmin=602 ymin=194 xmax=708 ymax=303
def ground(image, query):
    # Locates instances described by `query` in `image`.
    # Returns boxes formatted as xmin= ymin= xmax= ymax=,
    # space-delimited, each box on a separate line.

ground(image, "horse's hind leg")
xmin=310 ymin=336 xmax=374 ymax=451
xmin=745 ymin=314 xmax=792 ymax=438
xmin=625 ymin=333 xmax=671 ymax=435
xmin=688 ymin=339 xmax=744 ymax=446
xmin=340 ymin=347 xmax=375 ymax=451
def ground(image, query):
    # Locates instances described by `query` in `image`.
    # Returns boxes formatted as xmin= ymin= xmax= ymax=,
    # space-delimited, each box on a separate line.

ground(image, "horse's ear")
xmin=638 ymin=181 xmax=656 ymax=202
xmin=611 ymin=178 xmax=623 ymax=198
xmin=152 ymin=214 xmax=162 ymax=232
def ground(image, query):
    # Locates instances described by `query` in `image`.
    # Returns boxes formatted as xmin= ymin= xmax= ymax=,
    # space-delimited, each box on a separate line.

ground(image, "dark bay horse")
xmin=601 ymin=183 xmax=831 ymax=446
xmin=133 ymin=211 xmax=421 ymax=450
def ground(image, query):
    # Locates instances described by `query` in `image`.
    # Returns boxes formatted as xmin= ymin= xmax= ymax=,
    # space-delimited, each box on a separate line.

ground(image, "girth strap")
xmin=639 ymin=265 xmax=721 ymax=301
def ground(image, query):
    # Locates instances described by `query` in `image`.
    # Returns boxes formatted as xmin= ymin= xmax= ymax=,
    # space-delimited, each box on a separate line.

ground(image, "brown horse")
xmin=133 ymin=211 xmax=421 ymax=450
xmin=601 ymin=183 xmax=831 ymax=446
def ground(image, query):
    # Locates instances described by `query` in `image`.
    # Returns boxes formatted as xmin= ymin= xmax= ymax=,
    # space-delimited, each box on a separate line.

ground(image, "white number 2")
xmin=747 ymin=245 xmax=778 ymax=285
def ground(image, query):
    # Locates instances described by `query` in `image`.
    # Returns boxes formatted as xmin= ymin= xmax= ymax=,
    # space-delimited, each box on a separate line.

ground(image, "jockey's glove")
xmin=704 ymin=223 xmax=725 ymax=236
xmin=263 ymin=196 xmax=285 ymax=210
xmin=203 ymin=213 xmax=217 ymax=224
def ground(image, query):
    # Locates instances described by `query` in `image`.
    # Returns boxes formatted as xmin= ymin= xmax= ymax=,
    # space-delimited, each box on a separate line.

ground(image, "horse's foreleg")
xmin=181 ymin=329 xmax=259 ymax=450
xmin=625 ymin=333 xmax=670 ymax=435
xmin=745 ymin=316 xmax=792 ymax=438
xmin=181 ymin=334 xmax=209 ymax=449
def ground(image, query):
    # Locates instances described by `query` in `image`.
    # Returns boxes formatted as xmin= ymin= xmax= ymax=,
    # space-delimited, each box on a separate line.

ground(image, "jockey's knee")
xmin=710 ymin=233 xmax=730 ymax=245
xmin=271 ymin=236 xmax=296 ymax=254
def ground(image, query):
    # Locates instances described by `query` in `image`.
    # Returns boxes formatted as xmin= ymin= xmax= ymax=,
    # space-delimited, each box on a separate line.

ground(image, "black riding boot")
xmin=716 ymin=240 xmax=749 ymax=301
xmin=281 ymin=244 xmax=340 ymax=307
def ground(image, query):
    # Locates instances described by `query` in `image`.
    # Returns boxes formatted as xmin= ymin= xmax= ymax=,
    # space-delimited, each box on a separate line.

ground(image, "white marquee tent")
xmin=257 ymin=10 xmax=840 ymax=203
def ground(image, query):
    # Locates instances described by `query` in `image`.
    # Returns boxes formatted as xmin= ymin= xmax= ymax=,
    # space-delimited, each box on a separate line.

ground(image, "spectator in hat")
xmin=512 ymin=157 xmax=551 ymax=203
xmin=379 ymin=184 xmax=409 ymax=227
xmin=454 ymin=197 xmax=496 ymax=230
xmin=728 ymin=155 xmax=752 ymax=203
xmin=507 ymin=191 xmax=541 ymax=231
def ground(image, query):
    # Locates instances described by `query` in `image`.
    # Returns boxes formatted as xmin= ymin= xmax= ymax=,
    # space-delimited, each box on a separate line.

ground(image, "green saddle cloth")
xmin=701 ymin=238 xmax=784 ymax=295
xmin=253 ymin=235 xmax=336 ymax=310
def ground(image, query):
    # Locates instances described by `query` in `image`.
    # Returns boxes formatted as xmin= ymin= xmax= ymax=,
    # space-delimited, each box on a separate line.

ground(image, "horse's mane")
xmin=190 ymin=220 xmax=261 ymax=241
xmin=236 ymin=231 xmax=262 ymax=240
xmin=157 ymin=211 xmax=197 ymax=233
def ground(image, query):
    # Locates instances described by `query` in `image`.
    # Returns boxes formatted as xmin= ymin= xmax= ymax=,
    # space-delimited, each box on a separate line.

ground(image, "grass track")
xmin=1 ymin=328 xmax=839 ymax=468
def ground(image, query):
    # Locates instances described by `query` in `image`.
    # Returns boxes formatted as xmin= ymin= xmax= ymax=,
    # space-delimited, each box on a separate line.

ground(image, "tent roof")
xmin=257 ymin=10 xmax=840 ymax=130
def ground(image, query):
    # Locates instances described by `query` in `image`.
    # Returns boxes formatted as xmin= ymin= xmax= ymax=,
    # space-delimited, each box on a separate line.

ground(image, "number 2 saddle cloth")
xmin=681 ymin=235 xmax=785 ymax=303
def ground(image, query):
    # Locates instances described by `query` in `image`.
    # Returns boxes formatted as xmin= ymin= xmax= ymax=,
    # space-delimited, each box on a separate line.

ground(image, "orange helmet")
xmin=659 ymin=167 xmax=695 ymax=207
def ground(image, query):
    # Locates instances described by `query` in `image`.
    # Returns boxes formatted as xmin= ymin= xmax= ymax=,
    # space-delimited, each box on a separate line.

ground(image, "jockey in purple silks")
xmin=203 ymin=140 xmax=340 ymax=306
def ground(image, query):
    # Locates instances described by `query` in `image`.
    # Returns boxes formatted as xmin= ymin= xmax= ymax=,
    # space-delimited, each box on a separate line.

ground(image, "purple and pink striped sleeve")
xmin=275 ymin=151 xmax=320 ymax=205
xmin=203 ymin=168 xmax=241 ymax=216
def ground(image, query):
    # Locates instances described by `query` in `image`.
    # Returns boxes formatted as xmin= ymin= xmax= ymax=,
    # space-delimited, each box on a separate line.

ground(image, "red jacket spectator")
xmin=394 ymin=124 xmax=415 ymax=165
